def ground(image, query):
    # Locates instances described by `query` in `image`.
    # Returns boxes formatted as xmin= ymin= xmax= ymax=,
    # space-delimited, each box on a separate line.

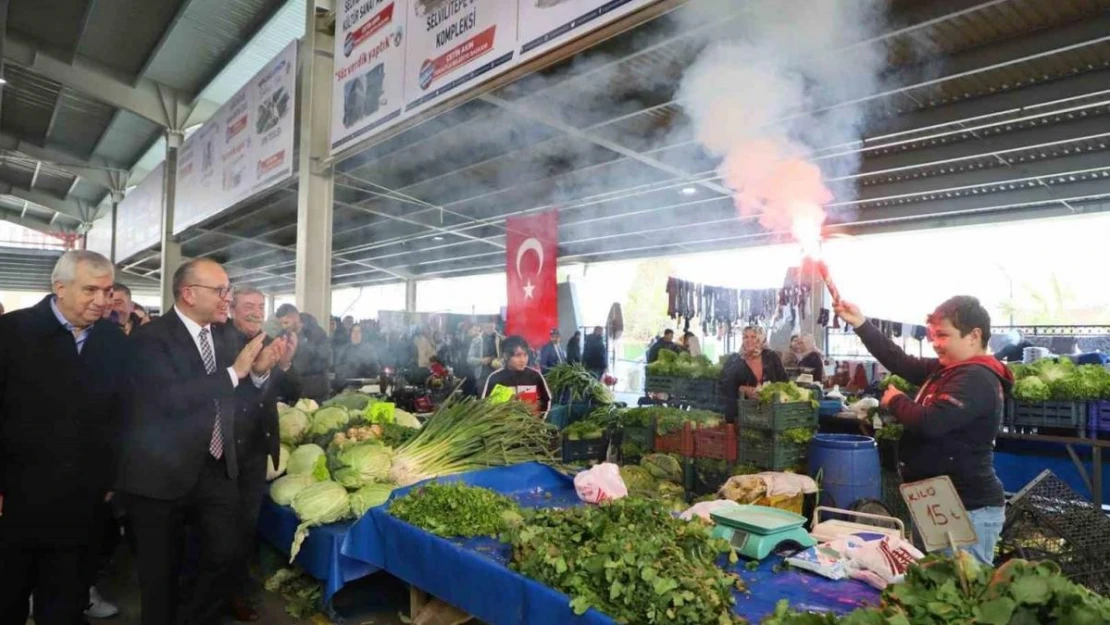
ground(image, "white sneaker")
xmin=85 ymin=586 xmax=119 ymax=619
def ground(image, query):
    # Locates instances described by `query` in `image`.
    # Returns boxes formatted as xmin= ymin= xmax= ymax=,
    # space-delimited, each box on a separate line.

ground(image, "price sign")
xmin=899 ymin=476 xmax=977 ymax=551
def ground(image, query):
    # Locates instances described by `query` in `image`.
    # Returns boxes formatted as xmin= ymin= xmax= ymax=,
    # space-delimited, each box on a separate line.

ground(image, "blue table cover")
xmin=257 ymin=497 xmax=380 ymax=602
xmin=342 ymin=462 xmax=879 ymax=624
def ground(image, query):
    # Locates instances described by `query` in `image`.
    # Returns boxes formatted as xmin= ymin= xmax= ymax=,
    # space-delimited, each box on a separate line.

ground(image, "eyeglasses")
xmin=188 ymin=284 xmax=233 ymax=299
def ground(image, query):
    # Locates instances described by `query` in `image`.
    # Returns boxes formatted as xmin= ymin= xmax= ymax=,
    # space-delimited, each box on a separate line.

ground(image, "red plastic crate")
xmin=653 ymin=421 xmax=694 ymax=457
xmin=693 ymin=423 xmax=737 ymax=462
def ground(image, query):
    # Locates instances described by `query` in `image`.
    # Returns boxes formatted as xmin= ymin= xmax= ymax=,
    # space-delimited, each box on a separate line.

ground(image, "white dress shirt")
xmin=175 ymin=306 xmax=268 ymax=388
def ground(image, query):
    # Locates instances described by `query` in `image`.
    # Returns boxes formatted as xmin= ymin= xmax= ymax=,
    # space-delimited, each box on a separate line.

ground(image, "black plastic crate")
xmin=738 ymin=429 xmax=808 ymax=471
xmin=561 ymin=433 xmax=610 ymax=463
xmin=878 ymin=438 xmax=900 ymax=473
xmin=644 ymin=375 xmax=675 ymax=395
xmin=1008 ymin=400 xmax=1085 ymax=431
xmin=737 ymin=399 xmax=818 ymax=431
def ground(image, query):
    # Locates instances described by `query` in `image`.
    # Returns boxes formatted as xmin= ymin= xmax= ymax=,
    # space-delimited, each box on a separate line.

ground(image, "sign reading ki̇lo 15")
xmin=899 ymin=475 xmax=977 ymax=552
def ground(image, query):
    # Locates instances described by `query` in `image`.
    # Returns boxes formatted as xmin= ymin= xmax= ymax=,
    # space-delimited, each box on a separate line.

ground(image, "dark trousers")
xmin=0 ymin=543 xmax=85 ymax=625
xmin=231 ymin=452 xmax=269 ymax=600
xmin=82 ymin=499 xmax=120 ymax=588
xmin=126 ymin=456 xmax=241 ymax=625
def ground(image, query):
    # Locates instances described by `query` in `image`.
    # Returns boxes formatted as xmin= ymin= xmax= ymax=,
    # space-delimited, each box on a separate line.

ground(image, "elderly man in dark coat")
xmin=0 ymin=250 xmax=131 ymax=625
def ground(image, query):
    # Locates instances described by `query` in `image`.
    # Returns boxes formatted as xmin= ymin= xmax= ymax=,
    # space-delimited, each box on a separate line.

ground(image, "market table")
xmin=341 ymin=462 xmax=880 ymax=624
xmin=257 ymin=496 xmax=380 ymax=603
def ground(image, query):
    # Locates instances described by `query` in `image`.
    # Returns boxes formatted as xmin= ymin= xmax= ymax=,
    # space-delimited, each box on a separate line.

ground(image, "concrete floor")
xmin=70 ymin=547 xmax=410 ymax=625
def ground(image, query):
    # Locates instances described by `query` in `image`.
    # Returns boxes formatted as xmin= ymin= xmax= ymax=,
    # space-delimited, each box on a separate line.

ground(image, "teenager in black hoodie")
xmin=836 ymin=295 xmax=1013 ymax=565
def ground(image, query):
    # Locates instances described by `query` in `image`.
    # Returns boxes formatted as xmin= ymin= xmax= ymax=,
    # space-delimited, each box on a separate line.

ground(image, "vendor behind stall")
xmin=794 ymin=334 xmax=825 ymax=383
xmin=482 ymin=335 xmax=551 ymax=417
xmin=721 ymin=325 xmax=789 ymax=423
xmin=835 ymin=296 xmax=1012 ymax=565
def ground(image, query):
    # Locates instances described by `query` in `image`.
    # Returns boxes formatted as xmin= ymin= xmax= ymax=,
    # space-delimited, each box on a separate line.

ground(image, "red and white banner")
xmin=505 ymin=211 xmax=558 ymax=349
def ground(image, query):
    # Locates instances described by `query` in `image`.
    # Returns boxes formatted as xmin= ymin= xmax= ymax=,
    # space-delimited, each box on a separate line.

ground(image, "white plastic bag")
xmin=679 ymin=499 xmax=742 ymax=522
xmin=846 ymin=535 xmax=924 ymax=589
xmin=573 ymin=462 xmax=628 ymax=504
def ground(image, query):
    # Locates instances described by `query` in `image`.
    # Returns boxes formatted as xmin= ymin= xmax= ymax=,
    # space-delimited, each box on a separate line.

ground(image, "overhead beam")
xmin=2 ymin=32 xmax=211 ymax=128
xmin=0 ymin=131 xmax=122 ymax=190
xmin=0 ymin=183 xmax=92 ymax=221
xmin=135 ymin=0 xmax=201 ymax=83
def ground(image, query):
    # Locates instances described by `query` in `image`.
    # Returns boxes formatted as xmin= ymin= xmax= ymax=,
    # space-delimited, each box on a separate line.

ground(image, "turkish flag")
xmin=505 ymin=211 xmax=558 ymax=348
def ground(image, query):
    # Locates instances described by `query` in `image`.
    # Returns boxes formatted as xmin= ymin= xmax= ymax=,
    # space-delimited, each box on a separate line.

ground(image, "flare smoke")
xmin=678 ymin=0 xmax=889 ymax=237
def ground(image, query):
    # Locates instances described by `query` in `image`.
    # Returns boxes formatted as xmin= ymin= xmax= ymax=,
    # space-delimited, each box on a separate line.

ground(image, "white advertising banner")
xmin=115 ymin=164 xmax=165 ymax=263
xmin=331 ymin=0 xmax=409 ymax=153
xmin=175 ymin=42 xmax=297 ymax=234
xmin=85 ymin=218 xmax=113 ymax=259
xmin=403 ymin=0 xmax=518 ymax=114
xmin=517 ymin=0 xmax=655 ymax=60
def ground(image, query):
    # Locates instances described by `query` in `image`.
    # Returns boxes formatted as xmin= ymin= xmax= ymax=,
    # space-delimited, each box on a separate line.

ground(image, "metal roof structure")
xmin=0 ymin=0 xmax=290 ymax=289
xmin=11 ymin=0 xmax=1110 ymax=296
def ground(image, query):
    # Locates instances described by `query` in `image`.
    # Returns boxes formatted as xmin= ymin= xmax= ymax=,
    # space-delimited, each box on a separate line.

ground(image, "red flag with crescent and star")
xmin=505 ymin=211 xmax=558 ymax=348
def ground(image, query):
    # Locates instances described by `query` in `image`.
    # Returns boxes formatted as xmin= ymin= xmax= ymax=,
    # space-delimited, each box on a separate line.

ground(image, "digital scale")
xmin=710 ymin=505 xmax=817 ymax=561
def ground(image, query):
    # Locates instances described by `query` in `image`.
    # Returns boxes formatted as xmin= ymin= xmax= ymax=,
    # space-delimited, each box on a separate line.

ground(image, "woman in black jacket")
xmin=721 ymin=326 xmax=789 ymax=423
xmin=566 ymin=331 xmax=582 ymax=365
xmin=335 ymin=324 xmax=378 ymax=386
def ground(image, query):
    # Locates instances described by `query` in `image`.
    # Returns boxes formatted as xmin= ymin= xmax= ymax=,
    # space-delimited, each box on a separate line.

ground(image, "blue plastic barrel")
xmin=809 ymin=434 xmax=881 ymax=509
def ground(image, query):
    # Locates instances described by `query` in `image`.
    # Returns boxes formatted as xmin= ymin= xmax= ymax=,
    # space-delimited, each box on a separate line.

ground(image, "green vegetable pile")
xmin=878 ymin=375 xmax=919 ymax=396
xmin=780 ymin=427 xmax=816 ymax=446
xmin=563 ymin=420 xmax=606 ymax=441
xmin=264 ymin=567 xmax=323 ymax=619
xmin=874 ymin=423 xmax=904 ymax=441
xmin=389 ymin=482 xmax=522 ymax=537
xmin=546 ymin=363 xmax=614 ymax=404
xmin=646 ymin=350 xmax=723 ymax=379
xmin=619 ymin=455 xmax=687 ymax=513
xmin=505 ymin=497 xmax=743 ymax=623
xmin=758 ymin=382 xmax=818 ymax=408
xmin=617 ymin=406 xmax=723 ymax=435
xmin=762 ymin=552 xmax=1110 ymax=624
xmin=1010 ymin=359 xmax=1110 ymax=402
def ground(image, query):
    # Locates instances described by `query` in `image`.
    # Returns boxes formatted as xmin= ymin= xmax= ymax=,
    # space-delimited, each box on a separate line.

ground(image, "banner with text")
xmin=403 ymin=0 xmax=518 ymax=115
xmin=505 ymin=211 xmax=558 ymax=348
xmin=332 ymin=0 xmax=409 ymax=151
xmin=175 ymin=42 xmax=297 ymax=234
xmin=518 ymin=0 xmax=654 ymax=60
xmin=115 ymin=163 xmax=165 ymax=262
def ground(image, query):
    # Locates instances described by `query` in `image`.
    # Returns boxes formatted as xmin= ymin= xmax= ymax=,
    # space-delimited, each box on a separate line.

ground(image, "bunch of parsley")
xmin=506 ymin=498 xmax=745 ymax=624
xmin=389 ymin=482 xmax=522 ymax=538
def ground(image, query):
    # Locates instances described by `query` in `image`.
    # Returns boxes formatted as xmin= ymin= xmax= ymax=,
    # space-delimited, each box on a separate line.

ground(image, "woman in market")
xmin=794 ymin=333 xmax=825 ymax=383
xmin=335 ymin=323 xmax=379 ymax=386
xmin=566 ymin=330 xmax=582 ymax=365
xmin=783 ymin=334 xmax=801 ymax=368
xmin=481 ymin=334 xmax=551 ymax=418
xmin=720 ymin=325 xmax=789 ymax=424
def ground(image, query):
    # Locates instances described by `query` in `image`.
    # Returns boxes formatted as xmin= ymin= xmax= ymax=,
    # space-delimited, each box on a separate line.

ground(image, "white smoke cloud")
xmin=677 ymin=0 xmax=889 ymax=240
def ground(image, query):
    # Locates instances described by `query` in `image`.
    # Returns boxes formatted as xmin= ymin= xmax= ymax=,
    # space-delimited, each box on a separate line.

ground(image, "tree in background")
xmin=623 ymin=259 xmax=674 ymax=347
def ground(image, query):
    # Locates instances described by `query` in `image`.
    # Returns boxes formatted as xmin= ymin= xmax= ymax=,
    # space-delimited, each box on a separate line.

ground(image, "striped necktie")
xmin=198 ymin=328 xmax=223 ymax=459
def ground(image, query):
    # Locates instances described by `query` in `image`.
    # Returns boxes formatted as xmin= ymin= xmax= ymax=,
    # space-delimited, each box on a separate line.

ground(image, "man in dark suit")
xmin=117 ymin=258 xmax=285 ymax=625
xmin=0 ymin=250 xmax=130 ymax=625
xmin=216 ymin=286 xmax=301 ymax=621
xmin=538 ymin=328 xmax=566 ymax=374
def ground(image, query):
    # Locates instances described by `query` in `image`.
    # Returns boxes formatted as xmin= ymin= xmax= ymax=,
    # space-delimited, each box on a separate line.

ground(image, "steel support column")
xmin=405 ymin=280 xmax=417 ymax=313
xmin=110 ymin=189 xmax=122 ymax=264
xmin=160 ymin=130 xmax=183 ymax=312
xmin=294 ymin=7 xmax=335 ymax=323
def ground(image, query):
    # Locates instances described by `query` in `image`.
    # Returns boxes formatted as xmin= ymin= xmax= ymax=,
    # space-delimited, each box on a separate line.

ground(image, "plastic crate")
xmin=737 ymin=399 xmax=818 ymax=431
xmin=644 ymin=375 xmax=675 ymax=394
xmin=561 ymin=433 xmax=611 ymax=463
xmin=738 ymin=429 xmax=808 ymax=471
xmin=620 ymin=421 xmax=656 ymax=451
xmin=672 ymin=378 xmax=718 ymax=401
xmin=654 ymin=421 xmax=694 ymax=456
xmin=693 ymin=423 xmax=738 ymax=462
xmin=1008 ymin=400 xmax=1085 ymax=430
xmin=878 ymin=438 xmax=900 ymax=473
xmin=1088 ymin=401 xmax=1110 ymax=435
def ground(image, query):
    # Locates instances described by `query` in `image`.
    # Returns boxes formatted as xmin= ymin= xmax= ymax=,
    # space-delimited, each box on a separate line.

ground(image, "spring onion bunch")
xmin=387 ymin=397 xmax=557 ymax=487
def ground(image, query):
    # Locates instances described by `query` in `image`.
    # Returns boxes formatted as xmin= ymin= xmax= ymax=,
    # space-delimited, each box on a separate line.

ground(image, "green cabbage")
xmin=278 ymin=406 xmax=310 ymax=445
xmin=308 ymin=406 xmax=350 ymax=435
xmin=620 ymin=465 xmax=656 ymax=493
xmin=350 ymin=483 xmax=394 ymax=517
xmin=287 ymin=444 xmax=326 ymax=477
xmin=324 ymin=391 xmax=374 ymax=411
xmin=641 ymin=454 xmax=683 ymax=483
xmin=362 ymin=401 xmax=395 ymax=425
xmin=331 ymin=443 xmax=392 ymax=490
xmin=394 ymin=409 xmax=421 ymax=429
xmin=269 ymin=474 xmax=317 ymax=506
xmin=267 ymin=445 xmax=292 ymax=481
xmin=290 ymin=481 xmax=350 ymax=561
xmin=1013 ymin=377 xmax=1051 ymax=402
xmin=294 ymin=398 xmax=319 ymax=413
